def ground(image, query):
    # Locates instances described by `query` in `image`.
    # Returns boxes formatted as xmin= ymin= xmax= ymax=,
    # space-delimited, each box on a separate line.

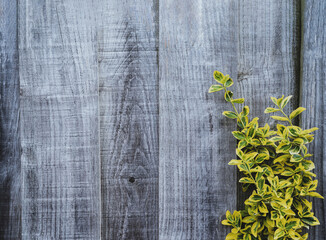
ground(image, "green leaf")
xmin=289 ymin=107 xmax=306 ymax=119
xmin=271 ymin=210 xmax=279 ymax=220
xmin=225 ymin=77 xmax=234 ymax=87
xmin=239 ymin=177 xmax=255 ymax=184
xmin=223 ymin=111 xmax=238 ymax=119
xmin=238 ymin=139 xmax=248 ymax=149
xmin=243 ymin=215 xmax=257 ymax=223
xmin=276 ymin=143 xmax=291 ymax=153
xmin=238 ymin=162 xmax=251 ymax=173
xmin=285 ymin=218 xmax=301 ymax=230
xmin=208 ymin=84 xmax=224 ymax=93
xmin=225 ymin=232 xmax=239 ymax=240
xmin=243 ymin=106 xmax=250 ymax=116
xmin=264 ymin=107 xmax=279 ymax=113
xmin=232 ymin=98 xmax=244 ymax=103
xmin=228 ymin=159 xmax=242 ymax=165
xmin=271 ymin=97 xmax=278 ymax=106
xmin=251 ymin=194 xmax=263 ymax=202
xmin=243 ymin=233 xmax=252 ymax=240
xmin=251 ymin=222 xmax=260 ymax=237
xmin=301 ymin=216 xmax=320 ymax=226
xmin=255 ymin=153 xmax=268 ymax=163
xmin=301 ymin=127 xmax=318 ymax=134
xmin=232 ymin=131 xmax=246 ymax=140
xmin=281 ymin=167 xmax=295 ymax=176
xmin=290 ymin=154 xmax=303 ymax=162
xmin=273 ymin=154 xmax=290 ymax=164
xmin=244 ymin=152 xmax=258 ymax=162
xmin=221 ymin=219 xmax=232 ymax=226
xmin=258 ymin=202 xmax=269 ymax=214
xmin=277 ymin=95 xmax=285 ymax=105
xmin=271 ymin=116 xmax=289 ymax=122
xmin=224 ymin=90 xmax=233 ymax=102
xmin=307 ymin=192 xmax=324 ymax=199
xmin=280 ymin=95 xmax=292 ymax=109
xmin=274 ymin=228 xmax=285 ymax=239
xmin=213 ymin=70 xmax=224 ymax=83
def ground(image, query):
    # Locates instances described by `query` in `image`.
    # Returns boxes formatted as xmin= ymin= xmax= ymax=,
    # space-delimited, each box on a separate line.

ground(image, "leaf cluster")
xmin=209 ymin=71 xmax=323 ymax=240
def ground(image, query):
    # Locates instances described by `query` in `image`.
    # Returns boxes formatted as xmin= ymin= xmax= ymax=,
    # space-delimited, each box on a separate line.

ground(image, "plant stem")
xmin=279 ymin=107 xmax=293 ymax=126
xmin=223 ymin=87 xmax=246 ymax=129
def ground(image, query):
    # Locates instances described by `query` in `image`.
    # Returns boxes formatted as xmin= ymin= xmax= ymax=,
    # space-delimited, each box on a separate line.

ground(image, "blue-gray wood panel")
xmin=301 ymin=0 xmax=326 ymax=239
xmin=19 ymin=1 xmax=100 ymax=238
xmin=0 ymin=0 xmax=324 ymax=239
xmin=159 ymin=1 xmax=238 ymax=239
xmin=0 ymin=0 xmax=21 ymax=238
xmin=97 ymin=0 xmax=159 ymax=239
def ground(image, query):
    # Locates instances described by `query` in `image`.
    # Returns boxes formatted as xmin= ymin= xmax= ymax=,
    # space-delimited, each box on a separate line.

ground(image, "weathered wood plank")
xmin=301 ymin=1 xmax=326 ymax=238
xmin=19 ymin=1 xmax=100 ymax=239
xmin=0 ymin=1 xmax=21 ymax=239
xmin=97 ymin=0 xmax=159 ymax=239
xmin=237 ymin=0 xmax=301 ymax=208
xmin=159 ymin=1 xmax=238 ymax=239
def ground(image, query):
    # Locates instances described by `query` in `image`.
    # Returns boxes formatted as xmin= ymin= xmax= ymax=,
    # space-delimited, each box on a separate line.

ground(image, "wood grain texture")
xmin=159 ymin=1 xmax=238 ymax=239
xmin=97 ymin=0 xmax=159 ymax=239
xmin=237 ymin=0 xmax=301 ymax=208
xmin=0 ymin=1 xmax=21 ymax=239
xmin=300 ymin=1 xmax=326 ymax=238
xmin=19 ymin=1 xmax=100 ymax=239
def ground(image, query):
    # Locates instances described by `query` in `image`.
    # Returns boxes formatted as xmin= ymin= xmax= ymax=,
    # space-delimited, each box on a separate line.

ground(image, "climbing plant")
xmin=209 ymin=71 xmax=323 ymax=240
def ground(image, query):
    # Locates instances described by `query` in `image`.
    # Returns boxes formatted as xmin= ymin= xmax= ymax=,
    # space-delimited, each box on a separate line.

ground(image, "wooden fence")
xmin=0 ymin=0 xmax=325 ymax=239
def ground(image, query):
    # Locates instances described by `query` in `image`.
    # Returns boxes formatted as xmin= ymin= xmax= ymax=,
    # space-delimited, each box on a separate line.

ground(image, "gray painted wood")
xmin=301 ymin=1 xmax=326 ymax=238
xmin=159 ymin=1 xmax=238 ymax=239
xmin=236 ymin=0 xmax=301 ymax=208
xmin=97 ymin=0 xmax=159 ymax=239
xmin=0 ymin=0 xmax=21 ymax=239
xmin=19 ymin=1 xmax=100 ymax=239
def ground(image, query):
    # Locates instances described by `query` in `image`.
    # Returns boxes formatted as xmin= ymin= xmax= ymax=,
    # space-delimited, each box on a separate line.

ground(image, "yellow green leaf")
xmin=243 ymin=215 xmax=257 ymax=223
xmin=228 ymin=159 xmax=242 ymax=165
xmin=289 ymin=107 xmax=306 ymax=120
xmin=223 ymin=111 xmax=238 ymax=119
xmin=221 ymin=219 xmax=231 ymax=226
xmin=259 ymin=202 xmax=269 ymax=214
xmin=224 ymin=90 xmax=233 ymax=102
xmin=307 ymin=192 xmax=324 ymax=199
xmin=271 ymin=97 xmax=278 ymax=106
xmin=273 ymin=154 xmax=290 ymax=164
xmin=208 ymin=84 xmax=224 ymax=93
xmin=264 ymin=107 xmax=279 ymax=113
xmin=285 ymin=218 xmax=301 ymax=230
xmin=251 ymin=221 xmax=260 ymax=237
xmin=280 ymin=95 xmax=292 ymax=109
xmin=225 ymin=232 xmax=239 ymax=240
xmin=232 ymin=131 xmax=246 ymax=140
xmin=239 ymin=177 xmax=255 ymax=184
xmin=274 ymin=228 xmax=285 ymax=239
xmin=243 ymin=106 xmax=250 ymax=116
xmin=301 ymin=216 xmax=320 ymax=226
xmin=271 ymin=116 xmax=289 ymax=122
xmin=224 ymin=76 xmax=233 ymax=87
xmin=232 ymin=98 xmax=244 ymax=103
xmin=213 ymin=70 xmax=224 ymax=83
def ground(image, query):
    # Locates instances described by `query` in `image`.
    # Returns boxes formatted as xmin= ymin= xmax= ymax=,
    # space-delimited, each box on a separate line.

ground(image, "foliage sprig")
xmin=209 ymin=71 xmax=323 ymax=240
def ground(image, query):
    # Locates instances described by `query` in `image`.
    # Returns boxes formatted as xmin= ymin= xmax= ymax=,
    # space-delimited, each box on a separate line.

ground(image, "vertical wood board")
xmin=19 ymin=1 xmax=100 ymax=239
xmin=0 ymin=0 xmax=21 ymax=238
xmin=159 ymin=1 xmax=238 ymax=239
xmin=301 ymin=0 xmax=326 ymax=238
xmin=97 ymin=0 xmax=159 ymax=239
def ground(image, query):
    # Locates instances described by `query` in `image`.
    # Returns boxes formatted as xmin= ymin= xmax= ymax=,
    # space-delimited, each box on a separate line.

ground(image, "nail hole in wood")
xmin=129 ymin=177 xmax=135 ymax=183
